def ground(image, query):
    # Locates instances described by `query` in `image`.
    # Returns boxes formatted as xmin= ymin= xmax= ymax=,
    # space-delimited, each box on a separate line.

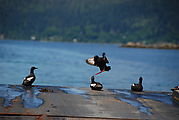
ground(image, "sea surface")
xmin=0 ymin=40 xmax=179 ymax=92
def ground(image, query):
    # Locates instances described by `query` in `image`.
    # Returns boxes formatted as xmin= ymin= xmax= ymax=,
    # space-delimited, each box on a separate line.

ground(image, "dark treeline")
xmin=0 ymin=0 xmax=179 ymax=43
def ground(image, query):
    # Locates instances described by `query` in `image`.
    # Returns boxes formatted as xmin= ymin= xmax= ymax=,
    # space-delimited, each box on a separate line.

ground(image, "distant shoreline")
xmin=121 ymin=42 xmax=179 ymax=49
xmin=1 ymin=39 xmax=179 ymax=49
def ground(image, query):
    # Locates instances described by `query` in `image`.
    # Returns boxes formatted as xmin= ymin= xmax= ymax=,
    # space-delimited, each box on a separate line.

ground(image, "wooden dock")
xmin=0 ymin=84 xmax=179 ymax=120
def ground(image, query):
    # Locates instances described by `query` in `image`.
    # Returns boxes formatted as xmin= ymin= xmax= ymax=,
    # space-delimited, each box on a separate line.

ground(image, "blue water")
xmin=0 ymin=40 xmax=179 ymax=92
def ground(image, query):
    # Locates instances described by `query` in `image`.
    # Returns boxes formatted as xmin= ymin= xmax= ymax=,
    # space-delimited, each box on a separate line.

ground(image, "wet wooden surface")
xmin=0 ymin=84 xmax=179 ymax=120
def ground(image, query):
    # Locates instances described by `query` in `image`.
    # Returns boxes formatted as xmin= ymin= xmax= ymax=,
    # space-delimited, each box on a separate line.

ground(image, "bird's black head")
xmin=91 ymin=76 xmax=95 ymax=83
xmin=102 ymin=52 xmax=106 ymax=58
xmin=31 ymin=66 xmax=38 ymax=70
xmin=30 ymin=66 xmax=38 ymax=73
xmin=139 ymin=77 xmax=143 ymax=84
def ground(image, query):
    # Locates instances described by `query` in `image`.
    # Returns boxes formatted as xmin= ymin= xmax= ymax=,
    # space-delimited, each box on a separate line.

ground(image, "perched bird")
xmin=171 ymin=86 xmax=179 ymax=91
xmin=131 ymin=77 xmax=143 ymax=92
xmin=90 ymin=76 xmax=103 ymax=91
xmin=22 ymin=66 xmax=38 ymax=86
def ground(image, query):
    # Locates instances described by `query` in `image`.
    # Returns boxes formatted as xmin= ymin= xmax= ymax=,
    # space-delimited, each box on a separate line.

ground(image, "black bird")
xmin=86 ymin=52 xmax=111 ymax=75
xmin=90 ymin=76 xmax=103 ymax=91
xmin=22 ymin=66 xmax=38 ymax=86
xmin=131 ymin=77 xmax=143 ymax=92
xmin=94 ymin=53 xmax=111 ymax=72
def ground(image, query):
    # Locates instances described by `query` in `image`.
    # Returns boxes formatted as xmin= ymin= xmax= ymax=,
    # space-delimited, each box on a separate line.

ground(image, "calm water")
xmin=0 ymin=40 xmax=179 ymax=91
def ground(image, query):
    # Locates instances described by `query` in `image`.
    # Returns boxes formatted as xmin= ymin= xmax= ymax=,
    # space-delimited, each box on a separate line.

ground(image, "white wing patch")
xmin=86 ymin=57 xmax=95 ymax=65
xmin=26 ymin=77 xmax=34 ymax=81
xmin=90 ymin=83 xmax=96 ymax=87
xmin=88 ymin=58 xmax=95 ymax=64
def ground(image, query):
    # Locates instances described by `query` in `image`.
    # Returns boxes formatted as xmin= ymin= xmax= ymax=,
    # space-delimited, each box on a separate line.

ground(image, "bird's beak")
xmin=35 ymin=67 xmax=38 ymax=69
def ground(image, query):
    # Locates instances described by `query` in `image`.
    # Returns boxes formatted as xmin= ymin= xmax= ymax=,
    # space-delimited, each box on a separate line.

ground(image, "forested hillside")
xmin=0 ymin=0 xmax=179 ymax=43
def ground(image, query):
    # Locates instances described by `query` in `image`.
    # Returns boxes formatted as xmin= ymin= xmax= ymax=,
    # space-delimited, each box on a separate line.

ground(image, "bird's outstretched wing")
xmin=86 ymin=57 xmax=96 ymax=66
